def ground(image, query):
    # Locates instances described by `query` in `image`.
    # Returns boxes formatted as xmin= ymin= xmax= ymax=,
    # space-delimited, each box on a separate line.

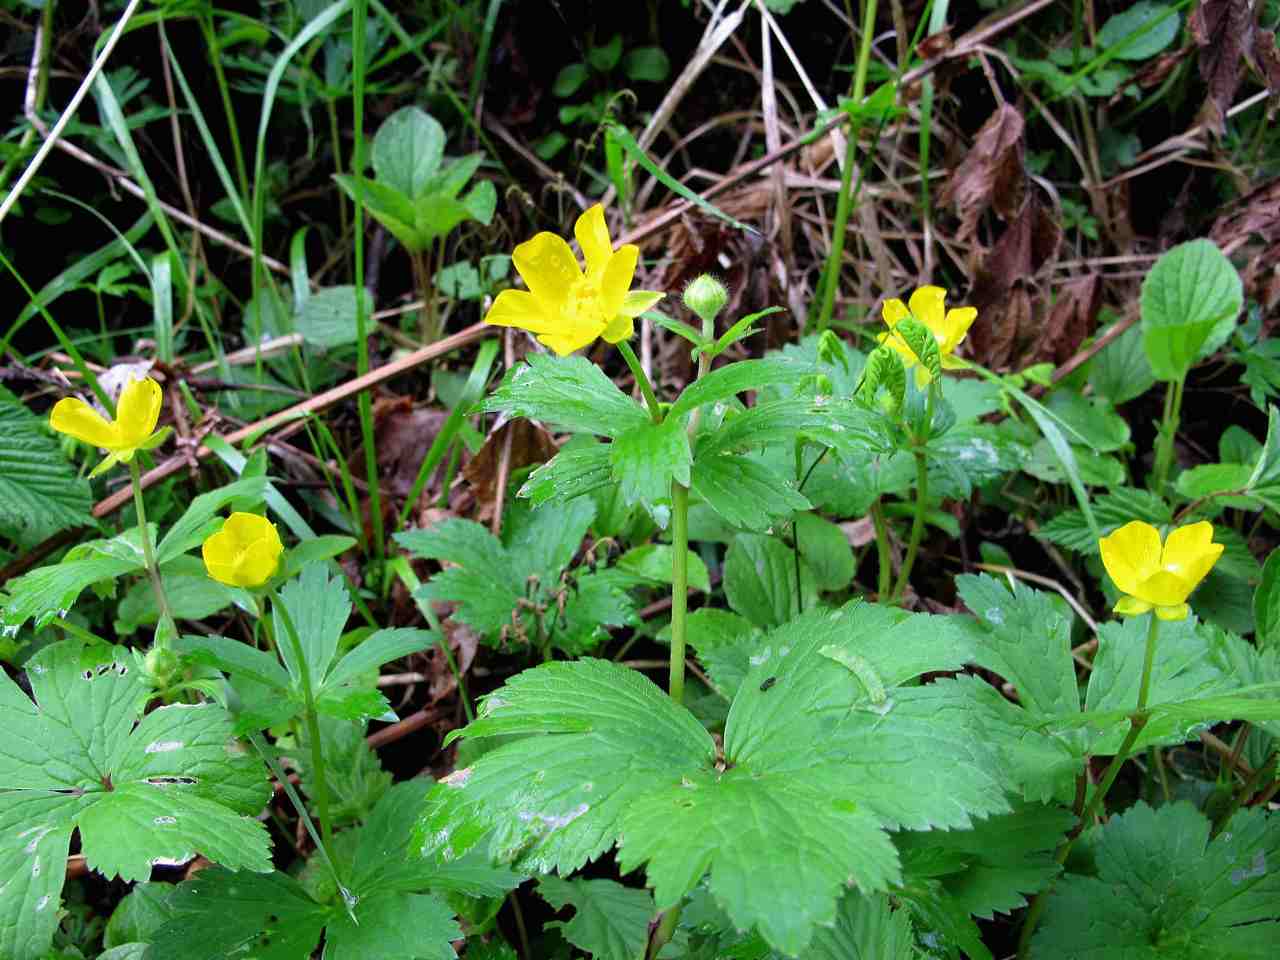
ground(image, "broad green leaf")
xmin=421 ymin=604 xmax=1006 ymax=955
xmin=1088 ymin=321 xmax=1156 ymax=405
xmin=273 ymin=562 xmax=351 ymax=693
xmin=175 ymin=633 xmax=292 ymax=692
xmin=621 ymin=45 xmax=670 ymax=82
xmin=335 ymin=174 xmax=422 ymax=250
xmin=416 ymin=193 xmax=480 ymax=240
xmin=115 ymin=556 xmax=247 ymax=635
xmin=0 ymin=643 xmax=270 ymax=959
xmin=1031 ymin=802 xmax=1280 ymax=959
xmin=3 ymin=526 xmax=152 ymax=630
xmin=502 ymin=497 xmax=597 ymax=588
xmin=1082 ymin=616 xmax=1229 ymax=753
xmin=609 ymin=417 xmax=691 ymax=509
xmin=1245 ymin=404 xmax=1280 ymax=495
xmin=1255 ymin=548 xmax=1280 ymax=649
xmin=425 ymin=152 xmax=484 ymax=200
xmin=1096 ymin=1 xmax=1180 ymax=60
xmin=617 ymin=544 xmax=710 ymax=593
xmin=482 ymin=353 xmax=648 ymax=438
xmin=104 ymin=882 xmax=172 ymax=948
xmin=668 ymin=359 xmax=804 ymax=421
xmin=896 ymin=802 xmax=1074 ymax=922
xmin=1141 ymin=239 xmax=1243 ymax=381
xmin=1035 ymin=487 xmax=1171 ymax=554
xmin=552 ymin=62 xmax=588 ymax=97
xmin=1175 ymin=462 xmax=1254 ymax=502
xmin=322 ymin=627 xmax=431 ymax=690
xmin=372 ymin=106 xmax=444 ymax=199
xmin=539 ymin=876 xmax=654 ymax=960
xmin=295 ymin=285 xmax=374 ymax=348
xmin=278 ymin=534 xmax=357 ymax=579
xmin=806 ymin=891 xmax=923 ymax=960
xmin=793 ymin=512 xmax=854 ymax=592
xmin=519 ymin=442 xmax=613 ymax=507
xmin=297 ymin=715 xmax=392 ymax=826
xmin=723 ymin=533 xmax=817 ymax=628
xmin=323 ymin=891 xmax=460 ymax=960
xmin=0 ymin=386 xmax=91 ymax=546
xmin=956 ymin=575 xmax=1079 ymax=718
xmin=691 ymin=454 xmax=810 ymax=533
xmin=1044 ymin=390 xmax=1130 ymax=452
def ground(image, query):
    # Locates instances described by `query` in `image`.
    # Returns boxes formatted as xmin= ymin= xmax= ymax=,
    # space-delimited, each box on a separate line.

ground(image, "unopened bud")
xmin=682 ymin=274 xmax=729 ymax=330
xmin=144 ymin=646 xmax=180 ymax=687
xmin=816 ymin=330 xmax=848 ymax=373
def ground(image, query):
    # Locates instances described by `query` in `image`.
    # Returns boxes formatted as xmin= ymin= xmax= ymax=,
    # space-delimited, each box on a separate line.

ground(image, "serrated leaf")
xmin=676 ymin=608 xmax=759 ymax=698
xmin=668 ymin=359 xmax=805 ymax=421
xmin=609 ymin=417 xmax=690 ymax=509
xmin=808 ymin=891 xmax=923 ymax=960
xmin=691 ymin=454 xmax=810 ymax=533
xmin=115 ymin=556 xmax=248 ymax=635
xmin=896 ymin=802 xmax=1074 ymax=922
xmin=723 ymin=534 xmax=817 ymax=627
xmin=0 ymin=643 xmax=270 ymax=959
xmin=1031 ymin=802 xmax=1280 ymax=959
xmin=956 ymin=575 xmax=1079 ymax=718
xmin=154 ymin=476 xmax=268 ymax=563
xmin=1256 ymin=548 xmax=1280 ymax=649
xmin=792 ymin=512 xmax=854 ymax=592
xmin=482 ymin=353 xmax=648 ymax=438
xmin=0 ymin=385 xmax=91 ymax=546
xmin=617 ymin=544 xmax=710 ymax=593
xmin=273 ymin=562 xmax=350 ymax=691
xmin=1141 ymin=239 xmax=1243 ymax=381
xmin=539 ymin=876 xmax=654 ymax=960
xmin=520 ymin=442 xmax=613 ymax=507
xmin=324 ymin=891 xmax=461 ymax=960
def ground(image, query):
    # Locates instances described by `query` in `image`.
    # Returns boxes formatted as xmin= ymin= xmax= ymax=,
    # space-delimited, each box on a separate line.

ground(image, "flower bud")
xmin=682 ymin=274 xmax=729 ymax=330
xmin=816 ymin=330 xmax=849 ymax=373
xmin=144 ymin=646 xmax=180 ymax=687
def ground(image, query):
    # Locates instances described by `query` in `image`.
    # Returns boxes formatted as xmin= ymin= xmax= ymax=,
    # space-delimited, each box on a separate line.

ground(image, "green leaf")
xmin=273 ymin=562 xmax=351 ymax=693
xmin=621 ymin=46 xmax=670 ymax=82
xmin=1082 ymin=616 xmax=1229 ymax=753
xmin=295 ymin=285 xmax=375 ymax=349
xmin=723 ymin=533 xmax=817 ymax=628
xmin=609 ymin=417 xmax=691 ymax=509
xmin=422 ymin=604 xmax=1005 ymax=955
xmin=887 ymin=317 xmax=942 ymax=382
xmin=1096 ymin=1 xmax=1180 ymax=60
xmin=482 ymin=353 xmax=648 ymax=438
xmin=617 ymin=544 xmax=710 ymax=593
xmin=1044 ymin=390 xmax=1130 ymax=453
xmin=668 ymin=359 xmax=802 ymax=421
xmin=279 ymin=534 xmax=357 ymax=579
xmin=0 ymin=643 xmax=271 ymax=959
xmin=552 ymin=62 xmax=588 ymax=97
xmin=335 ymin=174 xmax=423 ymax=251
xmin=1036 ymin=487 xmax=1171 ymax=554
xmin=155 ymin=476 xmax=268 ymax=563
xmin=679 ymin=608 xmax=760 ymax=698
xmin=115 ymin=557 xmax=247 ymax=635
xmin=0 ymin=386 xmax=91 ymax=546
xmin=322 ymin=627 xmax=431 ymax=690
xmin=519 ymin=442 xmax=614 ymax=508
xmin=793 ymin=512 xmax=854 ymax=592
xmin=1141 ymin=239 xmax=1244 ymax=381
xmin=297 ymin=715 xmax=392 ymax=826
xmin=1031 ymin=802 xmax=1280 ymax=959
xmin=372 ymin=106 xmax=444 ymax=199
xmin=1255 ymin=548 xmax=1280 ymax=649
xmin=1175 ymin=462 xmax=1255 ymax=502
xmin=539 ymin=877 xmax=654 ymax=960
xmin=104 ymin=882 xmax=172 ymax=948
xmin=425 ymin=153 xmax=485 ymax=201
xmin=956 ymin=575 xmax=1079 ymax=718
xmin=1088 ymin=321 xmax=1155 ymax=405
xmin=691 ymin=454 xmax=810 ymax=533
xmin=806 ymin=892 xmax=922 ymax=960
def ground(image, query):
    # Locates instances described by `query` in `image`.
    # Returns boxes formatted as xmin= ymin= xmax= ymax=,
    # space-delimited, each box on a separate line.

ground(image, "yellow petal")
xmin=877 ymin=330 xmax=918 ymax=368
xmin=237 ymin=535 xmax=282 ymax=587
xmin=574 ymin=204 xmax=613 ymax=280
xmin=599 ymin=244 xmax=639 ymax=319
xmin=1113 ymin=596 xmax=1153 ymax=616
xmin=1134 ymin=570 xmax=1192 ymax=606
xmin=202 ymin=528 xmax=240 ymax=586
xmin=908 ymin=286 xmax=947 ymax=332
xmin=939 ymin=306 xmax=978 ymax=354
xmin=1176 ymin=542 xmax=1224 ymax=593
xmin=1099 ymin=521 xmax=1162 ymax=596
xmin=222 ymin=512 xmax=276 ymax=549
xmin=484 ymin=289 xmax=553 ymax=333
xmin=50 ymin=397 xmax=121 ymax=450
xmin=116 ymin=377 xmax=162 ymax=447
xmin=538 ymin=316 xmax=603 ymax=356
xmin=601 ymin=312 xmax=634 ymax=344
xmin=618 ymin=290 xmax=664 ymax=318
xmin=1161 ymin=521 xmax=1218 ymax=580
xmin=1155 ymin=603 xmax=1190 ymax=621
xmin=512 ymin=232 xmax=580 ymax=305
xmin=881 ymin=298 xmax=909 ymax=329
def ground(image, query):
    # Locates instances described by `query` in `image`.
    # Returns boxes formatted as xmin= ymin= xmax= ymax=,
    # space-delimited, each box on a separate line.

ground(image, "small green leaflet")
xmin=481 ymin=353 xmax=648 ymax=439
xmin=539 ymin=876 xmax=654 ymax=960
xmin=0 ymin=642 xmax=271 ymax=960
xmin=0 ymin=385 xmax=91 ymax=546
xmin=1032 ymin=802 xmax=1280 ymax=959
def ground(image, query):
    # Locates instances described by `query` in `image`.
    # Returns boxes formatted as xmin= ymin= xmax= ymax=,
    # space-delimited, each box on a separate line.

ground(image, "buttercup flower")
xmin=202 ymin=513 xmax=284 ymax=588
xmin=1099 ymin=520 xmax=1223 ymax=621
xmin=483 ymin=204 xmax=664 ymax=355
xmin=878 ymin=285 xmax=978 ymax=385
xmin=50 ymin=376 xmax=164 ymax=476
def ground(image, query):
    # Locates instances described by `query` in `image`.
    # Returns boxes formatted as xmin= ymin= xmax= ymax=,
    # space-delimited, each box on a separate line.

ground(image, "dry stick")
xmin=92 ymin=322 xmax=492 ymax=518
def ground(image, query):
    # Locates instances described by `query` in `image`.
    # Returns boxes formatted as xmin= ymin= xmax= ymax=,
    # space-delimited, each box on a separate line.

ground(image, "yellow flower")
xmin=1099 ymin=520 xmax=1223 ymax=621
xmin=50 ymin=376 xmax=165 ymax=477
xmin=483 ymin=204 xmax=664 ymax=355
xmin=202 ymin=513 xmax=284 ymax=588
xmin=878 ymin=286 xmax=978 ymax=386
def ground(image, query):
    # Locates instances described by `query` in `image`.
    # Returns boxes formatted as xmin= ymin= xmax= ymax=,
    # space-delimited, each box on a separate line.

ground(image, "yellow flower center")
xmin=565 ymin=277 xmax=607 ymax=324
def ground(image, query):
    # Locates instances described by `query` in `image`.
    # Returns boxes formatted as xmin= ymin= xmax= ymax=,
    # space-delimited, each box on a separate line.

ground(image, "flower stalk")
xmin=129 ymin=459 xmax=176 ymax=648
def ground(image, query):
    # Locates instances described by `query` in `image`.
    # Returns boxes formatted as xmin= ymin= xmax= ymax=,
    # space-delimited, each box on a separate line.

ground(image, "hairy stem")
xmin=669 ymin=481 xmax=690 ymax=705
xmin=618 ymin=339 xmax=662 ymax=424
xmin=1151 ymin=376 xmax=1184 ymax=492
xmin=871 ymin=498 xmax=892 ymax=600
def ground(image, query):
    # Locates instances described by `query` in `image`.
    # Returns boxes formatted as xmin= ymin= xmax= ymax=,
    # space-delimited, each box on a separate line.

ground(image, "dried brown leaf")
xmin=1040 ymin=274 xmax=1101 ymax=366
xmin=463 ymin=418 xmax=558 ymax=523
xmin=940 ymin=104 xmax=1026 ymax=241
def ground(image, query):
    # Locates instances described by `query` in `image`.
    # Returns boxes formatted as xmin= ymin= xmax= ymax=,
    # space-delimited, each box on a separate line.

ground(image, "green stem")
xmin=1151 ymin=376 xmax=1184 ymax=492
xmin=1018 ymin=615 xmax=1161 ymax=956
xmin=814 ymin=0 xmax=878 ymax=332
xmin=871 ymin=498 xmax=892 ymax=599
xmin=617 ymin=339 xmax=662 ymax=424
xmin=646 ymin=905 xmax=682 ymax=960
xmin=892 ymin=448 xmax=929 ymax=602
xmin=269 ymin=588 xmax=335 ymax=858
xmin=669 ymin=482 xmax=690 ymax=705
xmin=129 ymin=459 xmax=176 ymax=646
xmin=200 ymin=11 xmax=250 ymax=203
